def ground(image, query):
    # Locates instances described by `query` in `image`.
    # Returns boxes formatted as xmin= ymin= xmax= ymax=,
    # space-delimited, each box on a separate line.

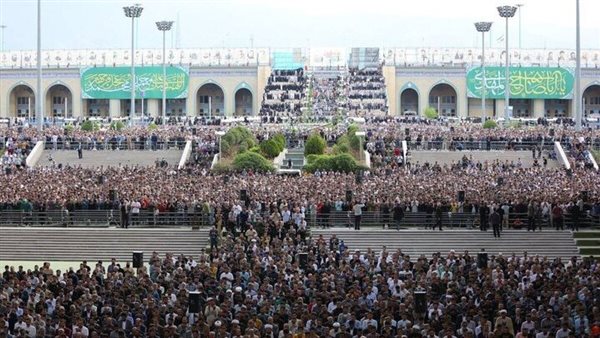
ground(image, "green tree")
xmin=304 ymin=153 xmax=363 ymax=173
xmin=260 ymin=139 xmax=282 ymax=159
xmin=110 ymin=121 xmax=125 ymax=131
xmin=424 ymin=107 xmax=439 ymax=120
xmin=483 ymin=120 xmax=498 ymax=129
xmin=232 ymin=152 xmax=274 ymax=172
xmin=304 ymin=133 xmax=326 ymax=156
xmin=81 ymin=120 xmax=99 ymax=131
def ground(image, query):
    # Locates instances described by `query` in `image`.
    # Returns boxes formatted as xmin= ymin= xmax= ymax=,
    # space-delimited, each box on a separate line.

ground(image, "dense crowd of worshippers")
xmin=346 ymin=68 xmax=388 ymax=116
xmin=1 ymin=228 xmax=600 ymax=337
xmin=260 ymin=69 xmax=307 ymax=121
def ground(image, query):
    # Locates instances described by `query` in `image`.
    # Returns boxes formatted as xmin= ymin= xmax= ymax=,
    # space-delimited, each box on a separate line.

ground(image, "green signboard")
xmin=466 ymin=67 xmax=574 ymax=99
xmin=81 ymin=66 xmax=189 ymax=99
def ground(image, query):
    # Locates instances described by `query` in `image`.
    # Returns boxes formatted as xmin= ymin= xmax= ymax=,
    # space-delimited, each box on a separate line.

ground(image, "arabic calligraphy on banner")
xmin=81 ymin=66 xmax=189 ymax=99
xmin=466 ymin=67 xmax=574 ymax=99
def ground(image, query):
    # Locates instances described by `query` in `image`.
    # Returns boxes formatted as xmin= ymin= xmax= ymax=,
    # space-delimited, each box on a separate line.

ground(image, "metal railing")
xmin=43 ymin=139 xmax=186 ymax=151
xmin=308 ymin=210 xmax=600 ymax=229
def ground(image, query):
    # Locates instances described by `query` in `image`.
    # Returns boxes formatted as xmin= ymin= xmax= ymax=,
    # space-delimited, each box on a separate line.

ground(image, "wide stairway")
xmin=574 ymin=231 xmax=600 ymax=257
xmin=0 ymin=228 xmax=209 ymax=262
xmin=408 ymin=150 xmax=558 ymax=168
xmin=311 ymin=229 xmax=579 ymax=260
xmin=280 ymin=148 xmax=305 ymax=170
xmin=37 ymin=149 xmax=182 ymax=168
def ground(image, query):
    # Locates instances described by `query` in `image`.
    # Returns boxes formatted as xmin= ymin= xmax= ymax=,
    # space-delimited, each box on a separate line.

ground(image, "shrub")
xmin=272 ymin=133 xmax=286 ymax=150
xmin=232 ymin=152 xmax=274 ymax=172
xmin=249 ymin=146 xmax=261 ymax=153
xmin=483 ymin=120 xmax=498 ymax=129
xmin=64 ymin=123 xmax=74 ymax=134
xmin=332 ymin=143 xmax=349 ymax=155
xmin=148 ymin=122 xmax=158 ymax=131
xmin=304 ymin=133 xmax=326 ymax=156
xmin=81 ymin=120 xmax=99 ymax=132
xmin=110 ymin=121 xmax=125 ymax=131
xmin=260 ymin=139 xmax=282 ymax=159
xmin=304 ymin=153 xmax=363 ymax=173
xmin=424 ymin=107 xmax=439 ymax=120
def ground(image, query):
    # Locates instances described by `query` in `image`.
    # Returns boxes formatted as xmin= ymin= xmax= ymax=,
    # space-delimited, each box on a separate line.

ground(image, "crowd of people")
xmin=260 ymin=69 xmax=307 ymax=120
xmin=347 ymin=68 xmax=388 ymax=116
xmin=311 ymin=75 xmax=346 ymax=118
xmin=2 ymin=228 xmax=600 ymax=337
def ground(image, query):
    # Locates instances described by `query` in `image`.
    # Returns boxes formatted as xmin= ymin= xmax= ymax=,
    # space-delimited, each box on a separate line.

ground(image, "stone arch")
xmin=398 ymin=82 xmax=420 ymax=115
xmin=427 ymin=81 xmax=459 ymax=116
xmin=45 ymin=81 xmax=74 ymax=118
xmin=195 ymin=80 xmax=226 ymax=116
xmin=7 ymin=82 xmax=36 ymax=118
xmin=233 ymin=82 xmax=254 ymax=116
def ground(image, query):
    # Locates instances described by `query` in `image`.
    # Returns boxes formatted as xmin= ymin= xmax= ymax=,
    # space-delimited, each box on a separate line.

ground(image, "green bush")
xmin=221 ymin=126 xmax=257 ymax=156
xmin=272 ymin=133 xmax=286 ymax=150
xmin=304 ymin=133 xmax=327 ymax=156
xmin=148 ymin=122 xmax=158 ymax=131
xmin=249 ymin=146 xmax=261 ymax=153
xmin=64 ymin=123 xmax=74 ymax=134
xmin=81 ymin=120 xmax=99 ymax=132
xmin=424 ymin=107 xmax=439 ymax=120
xmin=232 ymin=152 xmax=274 ymax=172
xmin=304 ymin=153 xmax=363 ymax=173
xmin=332 ymin=143 xmax=349 ymax=155
xmin=260 ymin=139 xmax=282 ymax=159
xmin=110 ymin=121 xmax=125 ymax=131
xmin=483 ymin=120 xmax=498 ymax=129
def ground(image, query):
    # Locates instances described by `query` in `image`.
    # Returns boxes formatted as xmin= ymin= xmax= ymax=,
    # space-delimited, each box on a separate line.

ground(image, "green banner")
xmin=81 ymin=66 xmax=189 ymax=99
xmin=467 ymin=67 xmax=574 ymax=99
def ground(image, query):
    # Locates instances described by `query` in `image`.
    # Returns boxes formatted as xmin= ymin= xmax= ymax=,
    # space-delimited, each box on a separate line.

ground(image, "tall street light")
xmin=515 ymin=4 xmax=524 ymax=50
xmin=575 ymin=0 xmax=582 ymax=131
xmin=498 ymin=5 xmax=517 ymax=124
xmin=123 ymin=4 xmax=143 ymax=127
xmin=0 ymin=25 xmax=6 ymax=119
xmin=475 ymin=22 xmax=492 ymax=123
xmin=156 ymin=20 xmax=173 ymax=126
xmin=36 ymin=0 xmax=43 ymax=130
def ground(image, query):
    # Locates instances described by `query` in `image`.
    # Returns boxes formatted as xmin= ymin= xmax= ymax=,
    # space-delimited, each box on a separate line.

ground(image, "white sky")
xmin=0 ymin=0 xmax=599 ymax=51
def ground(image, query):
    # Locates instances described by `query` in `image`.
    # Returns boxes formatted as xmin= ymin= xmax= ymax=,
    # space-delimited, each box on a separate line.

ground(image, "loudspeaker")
xmin=132 ymin=252 xmax=143 ymax=268
xmin=109 ymin=190 xmax=118 ymax=202
xmin=98 ymin=176 xmax=106 ymax=184
xmin=240 ymin=189 xmax=247 ymax=201
xmin=298 ymin=253 xmax=308 ymax=270
xmin=497 ymin=177 xmax=504 ymax=186
xmin=188 ymin=291 xmax=201 ymax=313
xmin=346 ymin=190 xmax=353 ymax=203
xmin=458 ymin=191 xmax=465 ymax=202
xmin=223 ymin=175 xmax=230 ymax=184
xmin=414 ymin=291 xmax=427 ymax=314
xmin=549 ymin=128 xmax=555 ymax=137
xmin=477 ymin=252 xmax=488 ymax=269
xmin=405 ymin=128 xmax=410 ymax=135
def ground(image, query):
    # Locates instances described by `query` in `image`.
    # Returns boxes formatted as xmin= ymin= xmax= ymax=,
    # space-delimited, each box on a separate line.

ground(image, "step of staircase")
xmin=311 ymin=229 xmax=579 ymax=260
xmin=38 ymin=150 xmax=183 ymax=168
xmin=0 ymin=227 xmax=209 ymax=262
xmin=574 ymin=231 xmax=600 ymax=256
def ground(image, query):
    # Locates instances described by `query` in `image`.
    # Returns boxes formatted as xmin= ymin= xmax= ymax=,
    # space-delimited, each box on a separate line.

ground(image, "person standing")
xmin=552 ymin=204 xmax=563 ymax=230
xmin=490 ymin=208 xmax=502 ymax=238
xmin=434 ymin=202 xmax=443 ymax=231
xmin=120 ymin=199 xmax=129 ymax=229
xmin=353 ymin=202 xmax=365 ymax=230
xmin=393 ymin=202 xmax=404 ymax=231
xmin=77 ymin=143 xmax=83 ymax=159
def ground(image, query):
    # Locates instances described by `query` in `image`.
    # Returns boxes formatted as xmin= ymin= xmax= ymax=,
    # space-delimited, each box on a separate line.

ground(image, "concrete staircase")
xmin=408 ymin=150 xmax=558 ymax=168
xmin=574 ymin=231 xmax=600 ymax=257
xmin=37 ymin=150 xmax=183 ymax=168
xmin=280 ymin=148 xmax=305 ymax=170
xmin=0 ymin=227 xmax=209 ymax=262
xmin=311 ymin=229 xmax=579 ymax=260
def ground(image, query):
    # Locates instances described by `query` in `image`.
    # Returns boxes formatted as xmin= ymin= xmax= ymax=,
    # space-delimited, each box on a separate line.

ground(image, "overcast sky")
xmin=1 ymin=0 xmax=599 ymax=51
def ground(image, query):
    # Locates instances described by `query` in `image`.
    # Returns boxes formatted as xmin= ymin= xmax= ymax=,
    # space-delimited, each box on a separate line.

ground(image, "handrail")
xmin=554 ymin=141 xmax=571 ymax=170
xmin=178 ymin=140 xmax=192 ymax=170
xmin=25 ymin=141 xmax=45 ymax=167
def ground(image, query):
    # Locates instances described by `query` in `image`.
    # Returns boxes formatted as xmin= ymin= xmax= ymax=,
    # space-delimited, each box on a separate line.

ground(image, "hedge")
xmin=424 ymin=107 xmax=439 ymax=119
xmin=303 ymin=153 xmax=363 ymax=173
xmin=260 ymin=138 xmax=283 ymax=159
xmin=232 ymin=152 xmax=275 ymax=172
xmin=304 ymin=133 xmax=326 ymax=156
xmin=483 ymin=120 xmax=498 ymax=129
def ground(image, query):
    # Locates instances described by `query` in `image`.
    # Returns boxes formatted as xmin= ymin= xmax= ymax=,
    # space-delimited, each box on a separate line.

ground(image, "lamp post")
xmin=36 ymin=0 xmax=43 ymax=130
xmin=156 ymin=20 xmax=173 ymax=126
xmin=355 ymin=131 xmax=366 ymax=163
xmin=474 ymin=22 xmax=492 ymax=123
xmin=0 ymin=25 xmax=5 ymax=119
xmin=515 ymin=4 xmax=524 ymax=50
xmin=575 ymin=0 xmax=582 ymax=131
xmin=216 ymin=131 xmax=226 ymax=161
xmin=497 ymin=5 xmax=518 ymax=124
xmin=123 ymin=4 xmax=143 ymax=127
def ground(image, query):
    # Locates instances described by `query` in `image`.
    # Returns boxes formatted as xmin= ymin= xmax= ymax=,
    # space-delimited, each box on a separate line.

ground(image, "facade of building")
xmin=1 ymin=47 xmax=599 ymax=119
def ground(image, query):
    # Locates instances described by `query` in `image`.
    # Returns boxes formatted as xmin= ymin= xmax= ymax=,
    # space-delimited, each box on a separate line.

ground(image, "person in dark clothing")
xmin=490 ymin=209 xmax=502 ymax=238
xmin=479 ymin=204 xmax=489 ymax=231
xmin=77 ymin=144 xmax=83 ymax=159
xmin=393 ymin=202 xmax=404 ymax=231
xmin=434 ymin=202 xmax=443 ymax=231
xmin=120 ymin=200 xmax=129 ymax=229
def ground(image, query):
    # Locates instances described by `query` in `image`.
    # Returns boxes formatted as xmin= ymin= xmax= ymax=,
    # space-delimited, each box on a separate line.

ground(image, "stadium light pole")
xmin=36 ymin=0 xmax=43 ymax=130
xmin=123 ymin=4 xmax=143 ymax=127
xmin=498 ymin=5 xmax=517 ymax=125
xmin=575 ymin=0 xmax=582 ymax=131
xmin=216 ymin=131 xmax=226 ymax=161
xmin=156 ymin=20 xmax=174 ymax=126
xmin=475 ymin=22 xmax=492 ymax=123
xmin=0 ymin=25 xmax=5 ymax=119
xmin=515 ymin=4 xmax=524 ymax=50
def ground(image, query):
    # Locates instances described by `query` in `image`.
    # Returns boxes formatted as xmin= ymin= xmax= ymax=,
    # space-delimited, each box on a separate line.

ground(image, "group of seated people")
xmin=347 ymin=67 xmax=388 ymax=116
xmin=260 ymin=69 xmax=307 ymax=119
xmin=311 ymin=75 xmax=346 ymax=117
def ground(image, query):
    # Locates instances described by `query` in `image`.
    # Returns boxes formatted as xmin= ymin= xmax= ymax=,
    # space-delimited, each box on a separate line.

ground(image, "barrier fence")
xmin=1 ymin=209 xmax=598 ymax=229
xmin=43 ymin=139 xmax=186 ymax=151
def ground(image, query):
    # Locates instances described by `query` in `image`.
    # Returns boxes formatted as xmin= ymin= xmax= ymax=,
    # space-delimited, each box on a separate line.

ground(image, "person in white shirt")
xmin=353 ymin=202 xmax=365 ymax=230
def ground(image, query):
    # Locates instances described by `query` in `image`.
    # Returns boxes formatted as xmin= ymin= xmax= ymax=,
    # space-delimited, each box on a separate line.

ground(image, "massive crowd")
xmin=1 ymin=229 xmax=600 ymax=337
xmin=347 ymin=68 xmax=388 ymax=116
xmin=260 ymin=69 xmax=307 ymax=120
